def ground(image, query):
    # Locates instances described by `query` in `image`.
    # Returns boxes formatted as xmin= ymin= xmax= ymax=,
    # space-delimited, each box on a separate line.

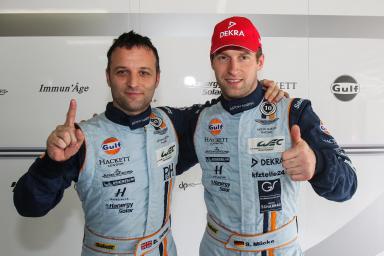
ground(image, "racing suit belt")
xmin=83 ymin=219 xmax=171 ymax=255
xmin=206 ymin=215 xmax=298 ymax=252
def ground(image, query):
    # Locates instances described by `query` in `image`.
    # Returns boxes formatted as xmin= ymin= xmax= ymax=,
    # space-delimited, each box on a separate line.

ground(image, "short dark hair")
xmin=107 ymin=31 xmax=160 ymax=73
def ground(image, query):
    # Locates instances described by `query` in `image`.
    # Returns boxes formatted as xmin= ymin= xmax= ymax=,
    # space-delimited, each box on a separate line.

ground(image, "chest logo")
xmin=150 ymin=112 xmax=168 ymax=134
xmin=209 ymin=118 xmax=223 ymax=135
xmin=102 ymin=137 xmax=121 ymax=155
xmin=156 ymin=143 xmax=177 ymax=166
xmin=259 ymin=101 xmax=276 ymax=116
xmin=248 ymin=137 xmax=285 ymax=154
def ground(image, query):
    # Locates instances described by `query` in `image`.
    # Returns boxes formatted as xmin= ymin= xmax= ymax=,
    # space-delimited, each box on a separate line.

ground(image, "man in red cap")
xmin=193 ymin=16 xmax=357 ymax=255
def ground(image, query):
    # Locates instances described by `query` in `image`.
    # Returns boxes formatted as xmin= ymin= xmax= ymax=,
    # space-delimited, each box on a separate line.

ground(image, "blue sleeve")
xmin=289 ymin=98 xmax=357 ymax=202
xmin=159 ymin=105 xmax=202 ymax=175
xmin=13 ymin=145 xmax=84 ymax=217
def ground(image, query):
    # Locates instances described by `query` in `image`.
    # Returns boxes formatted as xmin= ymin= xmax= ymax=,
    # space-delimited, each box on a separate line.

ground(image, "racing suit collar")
xmin=220 ymin=81 xmax=264 ymax=115
xmin=105 ymin=102 xmax=151 ymax=129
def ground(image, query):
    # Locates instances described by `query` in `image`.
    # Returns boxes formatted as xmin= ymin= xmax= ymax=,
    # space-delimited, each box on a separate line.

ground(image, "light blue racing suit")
xmin=194 ymin=85 xmax=357 ymax=256
xmin=13 ymin=102 xmax=202 ymax=256
xmin=77 ymin=108 xmax=178 ymax=255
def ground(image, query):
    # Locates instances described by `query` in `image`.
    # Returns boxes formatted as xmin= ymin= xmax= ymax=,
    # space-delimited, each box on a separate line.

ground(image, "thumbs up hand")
xmin=282 ymin=125 xmax=316 ymax=181
xmin=47 ymin=99 xmax=85 ymax=162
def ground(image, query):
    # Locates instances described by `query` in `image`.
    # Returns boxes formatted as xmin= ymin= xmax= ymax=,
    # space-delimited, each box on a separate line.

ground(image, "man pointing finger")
xmin=47 ymin=99 xmax=85 ymax=161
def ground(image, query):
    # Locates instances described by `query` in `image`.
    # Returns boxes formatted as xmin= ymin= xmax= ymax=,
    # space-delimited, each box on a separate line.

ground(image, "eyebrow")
xmin=113 ymin=66 xmax=153 ymax=71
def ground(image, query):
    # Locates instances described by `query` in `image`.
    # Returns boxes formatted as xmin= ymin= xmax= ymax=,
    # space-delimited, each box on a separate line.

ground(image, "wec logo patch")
xmin=248 ymin=137 xmax=285 ymax=154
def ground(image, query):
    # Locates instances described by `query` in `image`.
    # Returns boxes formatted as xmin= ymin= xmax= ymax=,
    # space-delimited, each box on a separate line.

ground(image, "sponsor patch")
xmin=248 ymin=137 xmax=285 ymax=154
xmin=102 ymin=177 xmax=135 ymax=187
xmin=150 ymin=112 xmax=167 ymax=134
xmin=205 ymin=137 xmax=228 ymax=145
xmin=156 ymin=143 xmax=176 ymax=166
xmin=322 ymin=137 xmax=337 ymax=144
xmin=251 ymin=157 xmax=282 ymax=167
xmin=255 ymin=118 xmax=279 ymax=125
xmin=206 ymin=157 xmax=230 ymax=162
xmin=234 ymin=240 xmax=245 ymax=248
xmin=207 ymin=222 xmax=218 ymax=234
xmin=220 ymin=29 xmax=245 ymax=38
xmin=210 ymin=180 xmax=230 ymax=192
xmin=101 ymin=137 xmax=121 ymax=155
xmin=259 ymin=101 xmax=276 ymax=116
xmin=141 ymin=241 xmax=153 ymax=250
xmin=252 ymin=170 xmax=285 ymax=178
xmin=257 ymin=126 xmax=277 ymax=135
xmin=95 ymin=242 xmax=116 ymax=250
xmin=293 ymin=99 xmax=304 ymax=109
xmin=163 ymin=163 xmax=175 ymax=181
xmin=98 ymin=156 xmax=130 ymax=167
xmin=205 ymin=146 xmax=229 ymax=154
xmin=105 ymin=201 xmax=134 ymax=214
xmin=258 ymin=179 xmax=282 ymax=213
xmin=102 ymin=169 xmax=133 ymax=179
xmin=209 ymin=118 xmax=223 ymax=135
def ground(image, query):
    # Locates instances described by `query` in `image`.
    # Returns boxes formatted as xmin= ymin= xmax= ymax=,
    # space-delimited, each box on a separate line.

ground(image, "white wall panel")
xmin=308 ymin=38 xmax=384 ymax=145
xmin=0 ymin=37 xmax=111 ymax=147
xmin=0 ymin=0 xmax=138 ymax=13
xmin=0 ymin=0 xmax=308 ymax=14
xmin=139 ymin=0 xmax=308 ymax=14
xmin=261 ymin=37 xmax=309 ymax=98
xmin=300 ymin=154 xmax=384 ymax=252
xmin=309 ymin=0 xmax=384 ymax=16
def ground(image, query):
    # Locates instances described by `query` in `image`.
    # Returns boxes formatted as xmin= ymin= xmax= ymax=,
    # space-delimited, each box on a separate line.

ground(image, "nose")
xmin=228 ymin=59 xmax=240 ymax=76
xmin=126 ymin=74 xmax=139 ymax=88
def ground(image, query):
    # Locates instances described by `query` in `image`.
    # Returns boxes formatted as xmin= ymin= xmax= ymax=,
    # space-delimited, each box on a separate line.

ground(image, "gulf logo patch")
xmin=102 ymin=137 xmax=121 ymax=155
xmin=209 ymin=118 xmax=223 ymax=135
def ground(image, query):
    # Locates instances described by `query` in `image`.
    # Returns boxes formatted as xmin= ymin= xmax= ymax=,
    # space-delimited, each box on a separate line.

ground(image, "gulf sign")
xmin=102 ymin=137 xmax=121 ymax=155
xmin=209 ymin=118 xmax=223 ymax=136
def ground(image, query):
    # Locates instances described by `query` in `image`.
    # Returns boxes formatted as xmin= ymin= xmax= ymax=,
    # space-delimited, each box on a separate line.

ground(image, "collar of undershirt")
xmin=105 ymin=102 xmax=151 ymax=129
xmin=220 ymin=81 xmax=264 ymax=115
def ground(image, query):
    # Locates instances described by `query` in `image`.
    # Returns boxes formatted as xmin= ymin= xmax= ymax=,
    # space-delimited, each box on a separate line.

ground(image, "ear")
xmin=106 ymin=69 xmax=111 ymax=88
xmin=210 ymin=54 xmax=215 ymax=70
xmin=155 ymin=72 xmax=160 ymax=88
xmin=256 ymin=54 xmax=264 ymax=71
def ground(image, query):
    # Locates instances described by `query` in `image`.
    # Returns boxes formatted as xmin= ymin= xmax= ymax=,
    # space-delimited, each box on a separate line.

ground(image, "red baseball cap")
xmin=210 ymin=16 xmax=262 ymax=54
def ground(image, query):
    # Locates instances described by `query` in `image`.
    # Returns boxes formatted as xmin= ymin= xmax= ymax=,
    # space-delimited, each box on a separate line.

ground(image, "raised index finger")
xmin=64 ymin=99 xmax=77 ymax=127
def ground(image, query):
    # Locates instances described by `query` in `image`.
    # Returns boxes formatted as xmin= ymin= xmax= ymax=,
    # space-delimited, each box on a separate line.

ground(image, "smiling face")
xmin=106 ymin=46 xmax=160 ymax=116
xmin=211 ymin=46 xmax=264 ymax=100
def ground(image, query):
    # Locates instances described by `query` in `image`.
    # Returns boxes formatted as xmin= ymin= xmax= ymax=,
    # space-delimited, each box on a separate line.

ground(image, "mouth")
xmin=225 ymin=79 xmax=243 ymax=86
xmin=125 ymin=91 xmax=143 ymax=96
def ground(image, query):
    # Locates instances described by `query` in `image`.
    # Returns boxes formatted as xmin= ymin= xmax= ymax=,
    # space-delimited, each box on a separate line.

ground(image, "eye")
xmin=240 ymin=54 xmax=251 ymax=61
xmin=139 ymin=70 xmax=151 ymax=77
xmin=215 ymin=54 xmax=229 ymax=63
xmin=116 ymin=69 xmax=128 ymax=75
